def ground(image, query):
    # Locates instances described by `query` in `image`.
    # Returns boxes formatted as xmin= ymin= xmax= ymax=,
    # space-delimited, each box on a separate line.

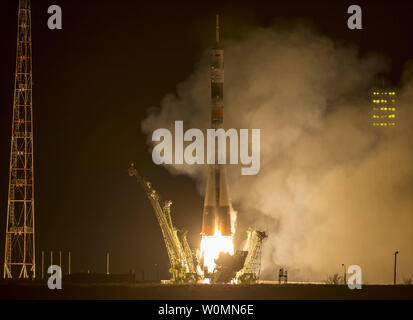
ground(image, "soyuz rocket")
xmin=201 ymin=15 xmax=233 ymax=236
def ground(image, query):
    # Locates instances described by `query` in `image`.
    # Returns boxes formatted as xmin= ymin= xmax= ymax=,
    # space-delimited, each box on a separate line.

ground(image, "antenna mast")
xmin=3 ymin=0 xmax=36 ymax=279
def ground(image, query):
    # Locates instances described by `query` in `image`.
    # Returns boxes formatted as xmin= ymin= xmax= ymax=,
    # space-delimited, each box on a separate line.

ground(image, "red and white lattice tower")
xmin=3 ymin=0 xmax=36 ymax=279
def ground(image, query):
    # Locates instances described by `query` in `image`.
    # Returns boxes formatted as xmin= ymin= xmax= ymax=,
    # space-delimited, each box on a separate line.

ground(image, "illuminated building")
xmin=370 ymin=89 xmax=397 ymax=127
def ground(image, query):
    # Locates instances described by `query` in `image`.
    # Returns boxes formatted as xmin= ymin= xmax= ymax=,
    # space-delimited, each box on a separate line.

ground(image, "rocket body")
xmin=201 ymin=16 xmax=233 ymax=236
xmin=210 ymin=46 xmax=224 ymax=126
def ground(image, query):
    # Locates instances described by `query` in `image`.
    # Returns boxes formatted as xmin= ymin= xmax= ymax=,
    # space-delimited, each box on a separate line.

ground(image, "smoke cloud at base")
xmin=142 ymin=24 xmax=413 ymax=283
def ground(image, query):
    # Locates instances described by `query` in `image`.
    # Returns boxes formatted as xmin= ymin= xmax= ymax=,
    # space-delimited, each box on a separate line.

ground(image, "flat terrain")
xmin=0 ymin=281 xmax=412 ymax=299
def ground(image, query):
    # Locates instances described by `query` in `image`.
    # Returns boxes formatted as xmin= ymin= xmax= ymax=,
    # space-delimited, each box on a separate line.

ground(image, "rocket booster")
xmin=201 ymin=15 xmax=233 ymax=236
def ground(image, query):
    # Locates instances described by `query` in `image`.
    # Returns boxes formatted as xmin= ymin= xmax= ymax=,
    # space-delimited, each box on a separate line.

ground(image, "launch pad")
xmin=129 ymin=163 xmax=267 ymax=284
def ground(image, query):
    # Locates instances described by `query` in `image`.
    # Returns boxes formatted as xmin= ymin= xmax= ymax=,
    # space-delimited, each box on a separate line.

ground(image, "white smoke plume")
xmin=142 ymin=23 xmax=413 ymax=283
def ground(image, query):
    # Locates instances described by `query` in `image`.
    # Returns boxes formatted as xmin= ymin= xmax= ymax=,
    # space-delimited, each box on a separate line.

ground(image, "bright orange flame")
xmin=200 ymin=230 xmax=234 ymax=273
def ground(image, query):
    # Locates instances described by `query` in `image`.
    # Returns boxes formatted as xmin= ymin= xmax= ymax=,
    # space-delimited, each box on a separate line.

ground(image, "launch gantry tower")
xmin=236 ymin=230 xmax=267 ymax=283
xmin=128 ymin=164 xmax=198 ymax=282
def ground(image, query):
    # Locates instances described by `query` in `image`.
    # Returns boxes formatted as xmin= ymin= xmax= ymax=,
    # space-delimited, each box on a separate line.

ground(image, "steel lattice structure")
xmin=236 ymin=230 xmax=267 ymax=282
xmin=3 ymin=0 xmax=36 ymax=279
xmin=128 ymin=164 xmax=197 ymax=282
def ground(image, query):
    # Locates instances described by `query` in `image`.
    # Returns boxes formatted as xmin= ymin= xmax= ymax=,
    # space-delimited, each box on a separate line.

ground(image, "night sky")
xmin=1 ymin=0 xmax=412 ymax=280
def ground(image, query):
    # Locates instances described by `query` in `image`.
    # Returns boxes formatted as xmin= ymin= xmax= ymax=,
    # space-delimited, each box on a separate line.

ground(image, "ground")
xmin=0 ymin=281 xmax=413 ymax=299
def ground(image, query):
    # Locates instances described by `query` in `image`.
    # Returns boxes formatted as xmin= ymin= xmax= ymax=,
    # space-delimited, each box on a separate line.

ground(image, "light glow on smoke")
xmin=142 ymin=23 xmax=413 ymax=282
xmin=200 ymin=230 xmax=234 ymax=273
